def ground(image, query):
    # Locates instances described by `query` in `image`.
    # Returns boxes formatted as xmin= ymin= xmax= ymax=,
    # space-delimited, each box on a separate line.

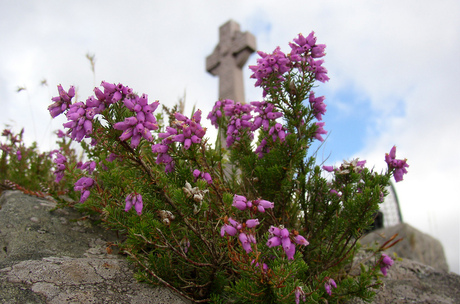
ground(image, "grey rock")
xmin=360 ymin=223 xmax=449 ymax=272
xmin=0 ymin=191 xmax=189 ymax=304
xmin=349 ymin=258 xmax=460 ymax=304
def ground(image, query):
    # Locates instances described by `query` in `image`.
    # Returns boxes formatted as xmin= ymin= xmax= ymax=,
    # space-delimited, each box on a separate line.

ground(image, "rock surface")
xmin=0 ymin=190 xmax=189 ymax=304
xmin=349 ymin=258 xmax=460 ymax=303
xmin=360 ymin=223 xmax=449 ymax=272
xmin=2 ymin=190 xmax=459 ymax=303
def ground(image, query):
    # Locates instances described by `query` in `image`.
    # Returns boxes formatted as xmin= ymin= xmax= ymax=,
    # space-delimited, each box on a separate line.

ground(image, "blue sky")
xmin=1 ymin=0 xmax=459 ymax=274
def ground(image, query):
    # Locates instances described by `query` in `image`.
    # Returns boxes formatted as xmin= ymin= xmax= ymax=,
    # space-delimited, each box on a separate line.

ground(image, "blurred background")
xmin=1 ymin=0 xmax=458 ymax=273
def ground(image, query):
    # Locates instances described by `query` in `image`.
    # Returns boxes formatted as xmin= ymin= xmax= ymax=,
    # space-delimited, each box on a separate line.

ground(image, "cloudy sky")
xmin=1 ymin=0 xmax=459 ymax=273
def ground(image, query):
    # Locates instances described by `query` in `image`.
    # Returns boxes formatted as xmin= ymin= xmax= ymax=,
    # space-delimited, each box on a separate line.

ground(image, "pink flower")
xmin=314 ymin=122 xmax=327 ymax=142
xmin=124 ymin=193 xmax=143 ymax=215
xmin=324 ymin=278 xmax=337 ymax=296
xmin=309 ymin=92 xmax=327 ymax=121
xmin=322 ymin=165 xmax=334 ymax=172
xmin=380 ymin=253 xmax=394 ymax=276
xmin=294 ymin=235 xmax=309 ymax=246
xmin=295 ymin=286 xmax=306 ymax=304
xmin=245 ymin=219 xmax=259 ymax=228
xmin=232 ymin=195 xmax=248 ymax=210
xmin=266 ymin=227 xmax=309 ymax=260
xmin=385 ymin=146 xmax=409 ymax=182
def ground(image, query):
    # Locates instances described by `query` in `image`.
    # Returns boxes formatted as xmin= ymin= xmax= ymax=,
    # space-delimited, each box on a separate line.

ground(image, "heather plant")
xmin=0 ymin=127 xmax=78 ymax=197
xmin=46 ymin=31 xmax=408 ymax=303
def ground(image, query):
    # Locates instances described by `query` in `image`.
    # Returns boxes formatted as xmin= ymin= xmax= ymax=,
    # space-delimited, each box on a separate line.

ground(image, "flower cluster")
xmin=266 ymin=226 xmax=309 ymax=260
xmin=249 ymin=47 xmax=291 ymax=97
xmin=250 ymin=101 xmax=282 ymax=132
xmin=100 ymin=81 xmax=131 ymax=102
xmin=63 ymin=101 xmax=94 ymax=142
xmin=124 ymin=193 xmax=143 ymax=215
xmin=380 ymin=253 xmax=394 ymax=276
xmin=153 ymin=111 xmax=205 ymax=173
xmin=289 ymin=32 xmax=329 ymax=82
xmin=171 ymin=111 xmax=206 ymax=149
xmin=74 ymin=177 xmax=94 ymax=203
xmin=207 ymin=99 xmax=234 ymax=129
xmin=193 ymin=169 xmax=212 ymax=184
xmin=78 ymin=161 xmax=96 ymax=174
xmin=385 ymin=146 xmax=409 ymax=182
xmin=309 ymin=92 xmax=327 ymax=121
xmin=53 ymin=152 xmax=67 ymax=183
xmin=232 ymin=195 xmax=274 ymax=213
xmin=314 ymin=122 xmax=327 ymax=142
xmin=295 ymin=286 xmax=306 ymax=304
xmin=152 ymin=127 xmax=176 ymax=173
xmin=48 ymin=85 xmax=75 ymax=118
xmin=223 ymin=101 xmax=253 ymax=147
xmin=52 ymin=82 xmax=137 ymax=143
xmin=324 ymin=278 xmax=337 ymax=296
xmin=220 ymin=217 xmax=259 ymax=253
xmin=113 ymin=94 xmax=159 ymax=149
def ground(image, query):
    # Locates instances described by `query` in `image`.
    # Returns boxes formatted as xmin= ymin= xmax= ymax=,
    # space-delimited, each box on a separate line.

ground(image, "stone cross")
xmin=206 ymin=20 xmax=256 ymax=103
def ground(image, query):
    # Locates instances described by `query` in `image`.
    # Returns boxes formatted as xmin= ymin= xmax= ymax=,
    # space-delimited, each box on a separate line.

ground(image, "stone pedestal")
xmin=360 ymin=223 xmax=449 ymax=272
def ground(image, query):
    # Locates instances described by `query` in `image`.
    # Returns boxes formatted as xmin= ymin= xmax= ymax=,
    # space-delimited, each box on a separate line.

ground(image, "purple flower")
xmin=385 ymin=146 xmax=409 ymax=182
xmin=239 ymin=233 xmax=253 ymax=253
xmin=220 ymin=224 xmax=238 ymax=237
xmin=192 ymin=169 xmax=213 ymax=184
xmin=125 ymin=193 xmax=143 ymax=215
xmin=53 ymin=152 xmax=67 ymax=183
xmin=16 ymin=150 xmax=21 ymax=161
xmin=295 ymin=286 xmax=306 ymax=304
xmin=268 ymin=123 xmax=287 ymax=143
xmin=232 ymin=194 xmax=248 ymax=210
xmin=249 ymin=47 xmax=291 ymax=97
xmin=56 ymin=130 xmax=66 ymax=138
xmin=74 ymin=177 xmax=95 ymax=203
xmin=324 ymin=278 xmax=337 ymax=296
xmin=153 ymin=110 xmax=205 ymax=173
xmin=294 ymin=235 xmax=309 ymax=246
xmin=314 ymin=122 xmax=327 ymax=142
xmin=48 ymin=85 xmax=75 ymax=118
xmin=223 ymin=101 xmax=254 ymax=147
xmin=80 ymin=161 xmax=96 ymax=174
xmin=255 ymin=137 xmax=270 ymax=159
xmin=309 ymin=92 xmax=327 ymax=121
xmin=62 ymin=102 xmax=94 ymax=142
xmin=380 ymin=253 xmax=394 ymax=276
xmin=207 ymin=99 xmax=234 ymax=129
xmin=113 ymin=93 xmax=159 ymax=148
xmin=250 ymin=101 xmax=283 ymax=132
xmin=267 ymin=236 xmax=282 ymax=248
xmin=251 ymin=259 xmax=269 ymax=273
xmin=250 ymin=198 xmax=274 ymax=213
xmin=245 ymin=219 xmax=259 ymax=228
xmin=266 ymin=227 xmax=309 ymax=260
xmin=322 ymin=165 xmax=334 ymax=172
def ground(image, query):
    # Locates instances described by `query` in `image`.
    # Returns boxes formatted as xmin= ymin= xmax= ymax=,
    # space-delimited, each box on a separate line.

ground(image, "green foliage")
xmin=19 ymin=32 xmax=407 ymax=303
xmin=0 ymin=127 xmax=78 ymax=197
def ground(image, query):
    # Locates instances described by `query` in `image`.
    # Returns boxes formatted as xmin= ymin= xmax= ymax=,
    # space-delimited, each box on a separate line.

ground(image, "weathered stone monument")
xmin=380 ymin=183 xmax=403 ymax=227
xmin=206 ymin=19 xmax=256 ymax=104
